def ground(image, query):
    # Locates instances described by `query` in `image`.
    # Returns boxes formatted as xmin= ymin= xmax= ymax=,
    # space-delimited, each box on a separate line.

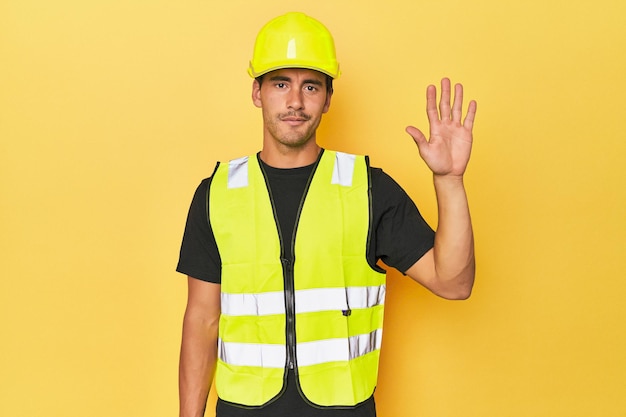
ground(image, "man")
xmin=177 ymin=12 xmax=476 ymax=417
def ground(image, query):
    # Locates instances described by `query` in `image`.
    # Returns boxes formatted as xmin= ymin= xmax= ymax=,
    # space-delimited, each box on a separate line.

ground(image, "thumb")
xmin=406 ymin=126 xmax=427 ymax=149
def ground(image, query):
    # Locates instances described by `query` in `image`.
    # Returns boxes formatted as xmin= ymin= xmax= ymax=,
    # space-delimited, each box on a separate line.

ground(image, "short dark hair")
xmin=255 ymin=74 xmax=334 ymax=94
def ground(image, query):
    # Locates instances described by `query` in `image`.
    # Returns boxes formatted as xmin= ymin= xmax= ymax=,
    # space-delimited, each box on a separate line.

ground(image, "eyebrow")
xmin=268 ymin=75 xmax=324 ymax=87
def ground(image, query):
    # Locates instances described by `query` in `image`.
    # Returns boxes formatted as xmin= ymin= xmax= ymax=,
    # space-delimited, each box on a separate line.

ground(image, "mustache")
xmin=279 ymin=111 xmax=311 ymax=121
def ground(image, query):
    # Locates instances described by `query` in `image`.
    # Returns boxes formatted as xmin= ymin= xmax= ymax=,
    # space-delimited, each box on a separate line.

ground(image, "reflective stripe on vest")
xmin=331 ymin=151 xmax=356 ymax=186
xmin=217 ymin=328 xmax=382 ymax=368
xmin=221 ymin=285 xmax=386 ymax=316
xmin=227 ymin=156 xmax=249 ymax=188
xmin=210 ymin=150 xmax=386 ymax=407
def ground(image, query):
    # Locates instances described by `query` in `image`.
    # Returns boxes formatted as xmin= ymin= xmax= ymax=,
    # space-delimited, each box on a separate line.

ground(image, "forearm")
xmin=179 ymin=313 xmax=219 ymax=417
xmin=432 ymin=174 xmax=475 ymax=298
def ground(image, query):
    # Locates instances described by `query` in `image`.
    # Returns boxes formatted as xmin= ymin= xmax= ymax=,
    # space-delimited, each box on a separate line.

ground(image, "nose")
xmin=286 ymin=88 xmax=304 ymax=110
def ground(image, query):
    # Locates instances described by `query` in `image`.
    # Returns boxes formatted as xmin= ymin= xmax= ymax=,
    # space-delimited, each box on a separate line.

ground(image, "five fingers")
xmin=427 ymin=78 xmax=477 ymax=128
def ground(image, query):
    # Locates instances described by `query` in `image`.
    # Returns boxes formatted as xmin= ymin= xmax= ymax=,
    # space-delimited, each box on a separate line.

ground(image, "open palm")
xmin=406 ymin=78 xmax=477 ymax=177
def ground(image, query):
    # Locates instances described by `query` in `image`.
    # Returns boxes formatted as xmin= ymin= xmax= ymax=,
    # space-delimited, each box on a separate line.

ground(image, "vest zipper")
xmin=257 ymin=152 xmax=323 ymax=373
xmin=285 ymin=152 xmax=322 ymax=372
xmin=281 ymin=257 xmax=296 ymax=369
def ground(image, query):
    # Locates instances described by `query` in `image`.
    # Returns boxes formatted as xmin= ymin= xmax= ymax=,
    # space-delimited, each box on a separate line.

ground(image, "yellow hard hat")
xmin=248 ymin=12 xmax=340 ymax=79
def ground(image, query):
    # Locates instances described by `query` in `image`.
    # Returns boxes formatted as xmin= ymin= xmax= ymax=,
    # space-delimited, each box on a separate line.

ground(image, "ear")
xmin=322 ymin=90 xmax=333 ymax=114
xmin=252 ymin=79 xmax=262 ymax=108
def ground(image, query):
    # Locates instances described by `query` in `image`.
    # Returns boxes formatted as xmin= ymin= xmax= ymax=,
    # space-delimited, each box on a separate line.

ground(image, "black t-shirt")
xmin=177 ymin=153 xmax=435 ymax=417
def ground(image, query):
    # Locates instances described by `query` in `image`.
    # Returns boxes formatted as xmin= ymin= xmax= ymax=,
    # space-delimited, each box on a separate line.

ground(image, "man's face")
xmin=252 ymin=68 xmax=332 ymax=149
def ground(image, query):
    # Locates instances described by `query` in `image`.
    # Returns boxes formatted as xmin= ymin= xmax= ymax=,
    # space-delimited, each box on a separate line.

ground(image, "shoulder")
xmin=322 ymin=150 xmax=410 ymax=199
xmin=369 ymin=166 xmax=410 ymax=200
xmin=185 ymin=177 xmax=213 ymax=217
xmin=193 ymin=177 xmax=212 ymax=199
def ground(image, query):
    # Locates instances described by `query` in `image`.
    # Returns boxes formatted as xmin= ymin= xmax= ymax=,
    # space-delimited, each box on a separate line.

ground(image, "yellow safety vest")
xmin=209 ymin=150 xmax=386 ymax=407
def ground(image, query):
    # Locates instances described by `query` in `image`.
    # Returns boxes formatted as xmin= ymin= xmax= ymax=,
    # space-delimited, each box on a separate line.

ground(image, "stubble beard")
xmin=264 ymin=110 xmax=321 ymax=149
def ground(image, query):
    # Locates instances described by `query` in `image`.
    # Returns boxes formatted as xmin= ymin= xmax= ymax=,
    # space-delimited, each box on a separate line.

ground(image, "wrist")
xmin=433 ymin=173 xmax=465 ymax=186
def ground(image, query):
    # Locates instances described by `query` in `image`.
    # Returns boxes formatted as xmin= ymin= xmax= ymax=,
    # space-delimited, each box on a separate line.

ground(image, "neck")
xmin=259 ymin=140 xmax=322 ymax=168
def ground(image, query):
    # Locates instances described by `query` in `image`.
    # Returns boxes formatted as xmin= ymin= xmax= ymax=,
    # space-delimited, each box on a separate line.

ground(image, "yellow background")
xmin=1 ymin=0 xmax=625 ymax=416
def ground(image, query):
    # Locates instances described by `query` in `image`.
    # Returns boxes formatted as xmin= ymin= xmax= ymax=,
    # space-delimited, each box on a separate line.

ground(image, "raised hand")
xmin=406 ymin=78 xmax=477 ymax=177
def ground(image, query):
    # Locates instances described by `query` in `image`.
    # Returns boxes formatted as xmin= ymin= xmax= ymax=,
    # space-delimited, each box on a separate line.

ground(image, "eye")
xmin=305 ymin=85 xmax=318 ymax=92
xmin=275 ymin=82 xmax=287 ymax=89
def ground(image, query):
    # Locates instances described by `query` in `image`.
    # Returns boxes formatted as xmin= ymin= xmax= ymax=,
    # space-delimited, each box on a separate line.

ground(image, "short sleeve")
xmin=176 ymin=178 xmax=222 ymax=283
xmin=370 ymin=168 xmax=435 ymax=273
